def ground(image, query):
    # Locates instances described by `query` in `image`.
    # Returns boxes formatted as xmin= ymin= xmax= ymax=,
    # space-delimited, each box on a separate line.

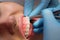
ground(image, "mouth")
xmin=18 ymin=15 xmax=41 ymax=40
xmin=18 ymin=16 xmax=34 ymax=40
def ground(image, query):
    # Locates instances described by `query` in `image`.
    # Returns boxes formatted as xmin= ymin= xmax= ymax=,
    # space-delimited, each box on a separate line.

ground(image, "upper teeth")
xmin=24 ymin=17 xmax=30 ymax=37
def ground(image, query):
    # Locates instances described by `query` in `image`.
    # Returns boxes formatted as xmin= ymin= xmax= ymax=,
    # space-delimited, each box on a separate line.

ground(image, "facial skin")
xmin=0 ymin=2 xmax=25 ymax=40
xmin=0 ymin=2 xmax=23 ymax=24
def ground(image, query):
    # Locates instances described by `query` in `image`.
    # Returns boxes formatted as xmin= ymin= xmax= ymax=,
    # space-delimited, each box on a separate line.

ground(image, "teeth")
xmin=25 ymin=30 xmax=29 ymax=38
xmin=24 ymin=17 xmax=30 ymax=38
xmin=25 ymin=32 xmax=29 ymax=35
xmin=25 ymin=25 xmax=30 ymax=37
xmin=26 ymin=25 xmax=30 ymax=30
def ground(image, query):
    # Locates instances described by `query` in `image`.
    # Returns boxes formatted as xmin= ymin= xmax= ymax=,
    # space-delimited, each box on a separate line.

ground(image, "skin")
xmin=0 ymin=2 xmax=25 ymax=40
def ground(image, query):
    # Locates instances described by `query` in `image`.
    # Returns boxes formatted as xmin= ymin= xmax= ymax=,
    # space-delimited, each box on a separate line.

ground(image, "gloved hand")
xmin=24 ymin=0 xmax=51 ymax=34
xmin=42 ymin=8 xmax=60 ymax=40
xmin=33 ymin=0 xmax=60 ymax=33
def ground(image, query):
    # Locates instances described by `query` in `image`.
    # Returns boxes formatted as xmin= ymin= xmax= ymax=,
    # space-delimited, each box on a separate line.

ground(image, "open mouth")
xmin=18 ymin=15 xmax=41 ymax=40
xmin=18 ymin=16 xmax=34 ymax=40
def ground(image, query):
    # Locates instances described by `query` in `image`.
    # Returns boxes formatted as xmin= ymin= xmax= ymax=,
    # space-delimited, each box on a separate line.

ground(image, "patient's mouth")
xmin=18 ymin=16 xmax=34 ymax=40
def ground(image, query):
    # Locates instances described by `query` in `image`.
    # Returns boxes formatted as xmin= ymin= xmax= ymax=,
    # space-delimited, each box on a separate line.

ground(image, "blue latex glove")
xmin=24 ymin=0 xmax=60 ymax=33
xmin=29 ymin=0 xmax=50 ymax=17
xmin=24 ymin=0 xmax=34 ymax=16
xmin=33 ymin=0 xmax=60 ymax=33
xmin=42 ymin=8 xmax=60 ymax=40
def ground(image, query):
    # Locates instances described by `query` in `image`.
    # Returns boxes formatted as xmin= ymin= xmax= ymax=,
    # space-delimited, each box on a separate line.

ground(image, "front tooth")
xmin=25 ymin=31 xmax=29 ymax=37
xmin=25 ymin=31 xmax=29 ymax=35
xmin=26 ymin=25 xmax=30 ymax=30
xmin=25 ymin=25 xmax=30 ymax=37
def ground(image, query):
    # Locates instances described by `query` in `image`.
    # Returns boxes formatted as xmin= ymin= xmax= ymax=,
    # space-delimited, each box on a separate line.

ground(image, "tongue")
xmin=18 ymin=16 xmax=33 ymax=39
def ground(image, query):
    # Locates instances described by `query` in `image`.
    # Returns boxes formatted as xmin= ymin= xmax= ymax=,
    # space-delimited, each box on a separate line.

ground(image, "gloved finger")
xmin=34 ymin=9 xmax=60 ymax=33
xmin=33 ymin=27 xmax=43 ymax=33
xmin=33 ymin=19 xmax=60 ymax=33
xmin=33 ymin=18 xmax=43 ymax=28
xmin=29 ymin=0 xmax=50 ymax=17
xmin=30 ymin=16 xmax=43 ymax=28
xmin=33 ymin=6 xmax=60 ymax=28
xmin=24 ymin=0 xmax=34 ymax=16
xmin=31 ymin=17 xmax=43 ymax=33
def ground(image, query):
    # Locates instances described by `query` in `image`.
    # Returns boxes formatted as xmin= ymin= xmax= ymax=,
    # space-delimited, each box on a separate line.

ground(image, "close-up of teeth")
xmin=25 ymin=17 xmax=30 ymax=38
xmin=25 ymin=25 xmax=30 ymax=35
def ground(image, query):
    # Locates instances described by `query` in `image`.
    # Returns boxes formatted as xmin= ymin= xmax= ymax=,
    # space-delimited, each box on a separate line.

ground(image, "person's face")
xmin=0 ymin=2 xmax=25 ymax=40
